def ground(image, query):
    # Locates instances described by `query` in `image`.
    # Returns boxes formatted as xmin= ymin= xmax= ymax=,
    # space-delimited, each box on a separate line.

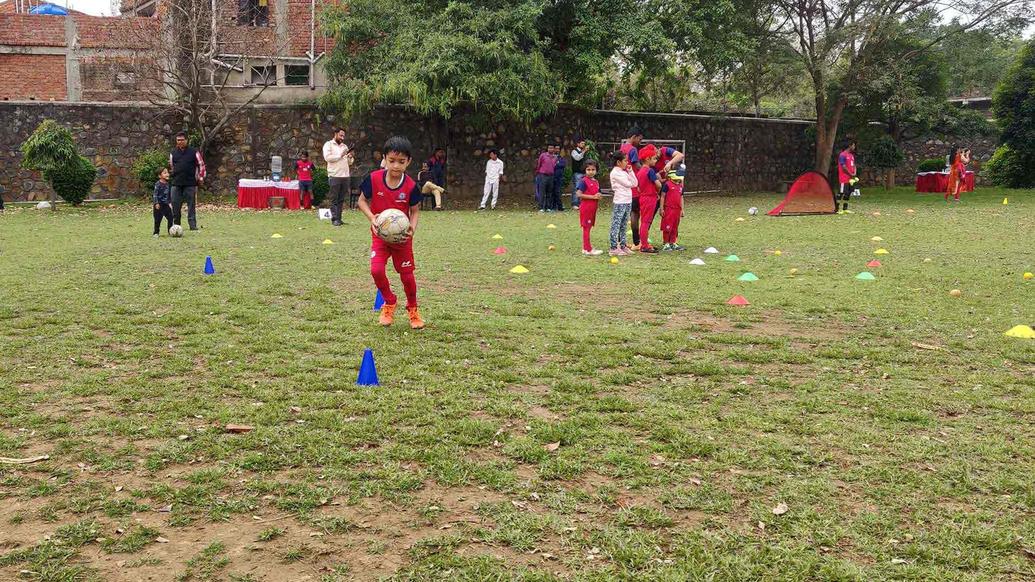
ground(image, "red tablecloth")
xmin=237 ymin=179 xmax=312 ymax=209
xmin=915 ymin=171 xmax=975 ymax=193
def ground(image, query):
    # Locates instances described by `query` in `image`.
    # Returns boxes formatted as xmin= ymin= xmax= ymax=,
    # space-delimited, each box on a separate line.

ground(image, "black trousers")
xmin=153 ymin=203 xmax=173 ymax=234
xmin=171 ymin=185 xmax=197 ymax=229
xmin=329 ymin=177 xmax=350 ymax=223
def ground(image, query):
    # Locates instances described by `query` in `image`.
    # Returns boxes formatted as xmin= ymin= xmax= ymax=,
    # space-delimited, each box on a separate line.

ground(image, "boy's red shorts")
xmin=371 ymin=236 xmax=416 ymax=273
xmin=661 ymin=206 xmax=681 ymax=231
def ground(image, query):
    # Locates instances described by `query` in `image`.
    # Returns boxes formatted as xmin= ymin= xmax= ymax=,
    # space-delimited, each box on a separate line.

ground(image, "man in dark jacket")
xmin=169 ymin=131 xmax=206 ymax=230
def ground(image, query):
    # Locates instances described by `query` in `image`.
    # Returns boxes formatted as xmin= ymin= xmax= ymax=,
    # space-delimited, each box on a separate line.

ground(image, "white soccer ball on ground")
xmin=373 ymin=208 xmax=410 ymax=244
xmin=169 ymin=224 xmax=184 ymax=237
xmin=748 ymin=206 xmax=758 ymax=216
xmin=36 ymin=201 xmax=52 ymax=210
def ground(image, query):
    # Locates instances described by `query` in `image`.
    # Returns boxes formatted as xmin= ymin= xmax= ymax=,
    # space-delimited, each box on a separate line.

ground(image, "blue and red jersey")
xmin=620 ymin=142 xmax=640 ymax=168
xmin=295 ymin=159 xmax=314 ymax=181
xmin=360 ymin=169 xmax=423 ymax=217
xmin=636 ymin=166 xmax=660 ymax=199
xmin=838 ymin=150 xmax=856 ymax=184
xmin=652 ymin=147 xmax=677 ymax=173
xmin=577 ymin=176 xmax=600 ymax=212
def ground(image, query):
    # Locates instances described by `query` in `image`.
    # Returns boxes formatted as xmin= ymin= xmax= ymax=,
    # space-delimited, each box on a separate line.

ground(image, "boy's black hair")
xmin=175 ymin=131 xmax=188 ymax=139
xmin=489 ymin=149 xmax=498 ymax=155
xmin=584 ymin=159 xmax=599 ymax=170
xmin=333 ymin=127 xmax=345 ymax=134
xmin=300 ymin=151 xmax=308 ymax=157
xmin=610 ymin=150 xmax=626 ymax=165
xmin=628 ymin=125 xmax=644 ymax=138
xmin=383 ymin=136 xmax=413 ymax=159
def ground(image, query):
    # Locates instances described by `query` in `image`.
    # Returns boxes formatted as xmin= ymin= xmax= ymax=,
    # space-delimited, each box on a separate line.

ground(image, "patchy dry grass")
xmin=1 ymin=186 xmax=1033 ymax=580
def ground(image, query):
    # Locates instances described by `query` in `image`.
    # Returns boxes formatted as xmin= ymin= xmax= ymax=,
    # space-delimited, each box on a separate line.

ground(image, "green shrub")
xmin=131 ymin=149 xmax=169 ymax=194
xmin=311 ymin=166 xmax=328 ymax=206
xmin=984 ymin=145 xmax=1033 ymax=188
xmin=917 ymin=158 xmax=947 ymax=172
xmin=865 ymin=136 xmax=905 ymax=170
xmin=44 ymin=155 xmax=97 ymax=206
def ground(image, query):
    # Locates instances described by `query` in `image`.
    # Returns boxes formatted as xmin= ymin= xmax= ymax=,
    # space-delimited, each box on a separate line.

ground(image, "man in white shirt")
xmin=479 ymin=150 xmax=505 ymax=210
xmin=322 ymin=127 xmax=353 ymax=226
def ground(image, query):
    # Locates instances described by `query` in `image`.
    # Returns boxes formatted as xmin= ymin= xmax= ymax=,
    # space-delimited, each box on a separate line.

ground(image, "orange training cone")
xmin=867 ymin=260 xmax=882 ymax=267
xmin=493 ymin=246 xmax=507 ymax=255
xmin=727 ymin=295 xmax=750 ymax=306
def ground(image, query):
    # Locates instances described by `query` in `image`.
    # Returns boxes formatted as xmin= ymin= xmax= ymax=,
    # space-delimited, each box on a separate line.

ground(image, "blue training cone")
xmin=356 ymin=349 xmax=379 ymax=386
xmin=203 ymin=256 xmax=215 ymax=275
xmin=373 ymin=289 xmax=385 ymax=311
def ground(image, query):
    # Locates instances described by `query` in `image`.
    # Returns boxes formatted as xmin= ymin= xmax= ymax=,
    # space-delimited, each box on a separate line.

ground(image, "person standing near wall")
xmin=534 ymin=144 xmax=556 ymax=212
xmin=323 ymin=127 xmax=353 ymax=226
xmin=169 ymin=131 xmax=206 ymax=231
xmin=426 ymin=148 xmax=447 ymax=209
xmin=570 ymin=138 xmax=587 ymax=209
xmin=480 ymin=150 xmax=505 ymax=210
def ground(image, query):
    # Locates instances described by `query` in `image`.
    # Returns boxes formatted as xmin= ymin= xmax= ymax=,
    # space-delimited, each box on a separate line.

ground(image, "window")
xmin=284 ymin=65 xmax=310 ymax=86
xmin=250 ymin=65 xmax=275 ymax=86
xmin=114 ymin=71 xmax=137 ymax=88
xmin=238 ymin=0 xmax=269 ymax=26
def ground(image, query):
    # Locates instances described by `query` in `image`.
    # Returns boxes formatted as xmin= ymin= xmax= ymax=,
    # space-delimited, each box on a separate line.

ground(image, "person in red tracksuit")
xmin=576 ymin=160 xmax=603 ymax=255
xmin=635 ymin=144 xmax=662 ymax=253
xmin=660 ymin=168 xmax=685 ymax=251
xmin=357 ymin=136 xmax=426 ymax=329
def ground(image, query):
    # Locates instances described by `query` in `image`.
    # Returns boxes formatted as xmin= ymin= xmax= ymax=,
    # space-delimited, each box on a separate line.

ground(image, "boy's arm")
xmin=356 ymin=175 xmax=376 ymax=224
xmin=666 ymin=150 xmax=684 ymax=172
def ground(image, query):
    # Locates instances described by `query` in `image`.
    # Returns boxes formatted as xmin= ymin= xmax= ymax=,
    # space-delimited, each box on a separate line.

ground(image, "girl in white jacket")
xmin=608 ymin=151 xmax=639 ymax=256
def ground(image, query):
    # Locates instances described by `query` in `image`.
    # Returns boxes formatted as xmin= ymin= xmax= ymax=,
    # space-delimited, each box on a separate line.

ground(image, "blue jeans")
xmin=609 ymin=203 xmax=631 ymax=249
xmin=534 ymin=174 xmax=550 ymax=208
xmin=571 ymin=172 xmax=584 ymax=207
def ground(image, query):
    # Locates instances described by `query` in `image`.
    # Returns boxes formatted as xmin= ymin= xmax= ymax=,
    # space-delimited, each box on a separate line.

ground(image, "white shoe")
xmin=583 ymin=249 xmax=604 ymax=256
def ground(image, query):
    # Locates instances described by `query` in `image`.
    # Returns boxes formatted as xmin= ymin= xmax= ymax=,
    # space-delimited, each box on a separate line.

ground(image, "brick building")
xmin=0 ymin=0 xmax=336 ymax=104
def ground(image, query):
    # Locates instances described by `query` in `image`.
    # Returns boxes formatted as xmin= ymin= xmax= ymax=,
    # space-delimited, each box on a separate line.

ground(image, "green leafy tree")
xmin=864 ymin=135 xmax=906 ymax=189
xmin=20 ymin=119 xmax=96 ymax=207
xmin=991 ymin=37 xmax=1035 ymax=187
xmin=940 ymin=27 xmax=1026 ymax=98
xmin=320 ymin=0 xmax=561 ymax=123
xmin=131 ymin=149 xmax=171 ymax=195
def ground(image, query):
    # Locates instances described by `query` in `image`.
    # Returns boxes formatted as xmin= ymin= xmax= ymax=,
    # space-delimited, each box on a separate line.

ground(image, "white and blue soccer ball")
xmin=748 ymin=207 xmax=759 ymax=216
xmin=169 ymin=225 xmax=184 ymax=237
xmin=374 ymin=209 xmax=410 ymax=244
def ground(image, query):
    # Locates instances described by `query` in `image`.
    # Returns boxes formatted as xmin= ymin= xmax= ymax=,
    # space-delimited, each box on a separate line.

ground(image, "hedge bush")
xmin=131 ymin=149 xmax=169 ymax=194
xmin=44 ymin=155 xmax=97 ymax=206
xmin=311 ymin=166 xmax=329 ymax=206
xmin=917 ymin=158 xmax=947 ymax=172
xmin=984 ymin=145 xmax=1033 ymax=188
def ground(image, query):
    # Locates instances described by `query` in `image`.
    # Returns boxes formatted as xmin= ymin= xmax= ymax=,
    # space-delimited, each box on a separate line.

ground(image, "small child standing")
xmin=608 ymin=151 xmax=638 ymax=256
xmin=480 ymin=150 xmax=505 ymax=210
xmin=660 ymin=168 xmax=685 ymax=251
xmin=576 ymin=160 xmax=603 ymax=255
xmin=294 ymin=151 xmax=315 ymax=208
xmin=152 ymin=168 xmax=173 ymax=237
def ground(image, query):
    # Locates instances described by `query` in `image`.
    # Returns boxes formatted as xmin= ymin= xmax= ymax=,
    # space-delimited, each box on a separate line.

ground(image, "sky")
xmin=33 ymin=0 xmax=1035 ymax=37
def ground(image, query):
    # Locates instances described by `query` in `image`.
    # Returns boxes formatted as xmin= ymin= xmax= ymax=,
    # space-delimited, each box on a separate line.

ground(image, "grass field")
xmin=0 ymin=186 xmax=1033 ymax=581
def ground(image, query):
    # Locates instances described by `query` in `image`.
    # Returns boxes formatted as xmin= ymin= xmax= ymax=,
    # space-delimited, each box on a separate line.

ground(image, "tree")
xmin=773 ymin=0 xmax=1030 ymax=176
xmin=20 ymin=120 xmax=97 ymax=207
xmin=727 ymin=0 xmax=804 ymax=117
xmin=939 ymin=27 xmax=1025 ymax=98
xmin=990 ymin=37 xmax=1035 ymax=187
xmin=320 ymin=0 xmax=561 ymax=124
xmin=128 ymin=0 xmax=286 ymax=154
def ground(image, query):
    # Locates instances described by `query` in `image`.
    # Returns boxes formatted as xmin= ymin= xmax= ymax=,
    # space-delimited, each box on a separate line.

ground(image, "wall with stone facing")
xmin=0 ymin=101 xmax=816 ymax=205
xmin=859 ymin=135 xmax=998 ymax=186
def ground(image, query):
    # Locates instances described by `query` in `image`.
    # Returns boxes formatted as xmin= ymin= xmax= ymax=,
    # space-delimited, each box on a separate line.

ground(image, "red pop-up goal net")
xmin=768 ymin=171 xmax=836 ymax=216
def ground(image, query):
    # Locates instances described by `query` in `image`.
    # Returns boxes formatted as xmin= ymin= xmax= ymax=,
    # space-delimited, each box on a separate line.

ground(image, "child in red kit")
xmin=356 ymin=136 xmax=426 ymax=329
xmin=635 ymin=144 xmax=663 ymax=253
xmin=660 ymin=167 xmax=685 ymax=251
xmin=576 ymin=160 xmax=603 ymax=255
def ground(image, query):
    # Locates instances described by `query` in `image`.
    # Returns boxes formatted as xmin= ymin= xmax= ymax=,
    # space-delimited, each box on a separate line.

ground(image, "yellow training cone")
xmin=874 ymin=248 xmax=889 ymax=255
xmin=492 ymin=234 xmax=504 ymax=240
xmin=322 ymin=239 xmax=334 ymax=245
xmin=1024 ymin=272 xmax=1033 ymax=280
xmin=271 ymin=233 xmax=283 ymax=238
xmin=773 ymin=250 xmax=782 ymax=256
xmin=735 ymin=217 xmax=746 ymax=222
xmin=871 ymin=236 xmax=883 ymax=242
xmin=509 ymin=265 xmax=530 ymax=274
xmin=1004 ymin=325 xmax=1034 ymax=339
xmin=1003 ymin=197 xmax=1008 ymax=205
xmin=546 ymin=224 xmax=557 ymax=229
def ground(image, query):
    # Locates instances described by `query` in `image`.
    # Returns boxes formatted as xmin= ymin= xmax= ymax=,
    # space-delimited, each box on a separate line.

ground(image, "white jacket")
xmin=322 ymin=140 xmax=351 ymax=178
xmin=609 ymin=166 xmax=638 ymax=204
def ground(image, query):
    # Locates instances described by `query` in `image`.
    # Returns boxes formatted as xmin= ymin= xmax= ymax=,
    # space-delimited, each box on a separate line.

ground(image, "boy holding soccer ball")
xmin=357 ymin=136 xmax=426 ymax=329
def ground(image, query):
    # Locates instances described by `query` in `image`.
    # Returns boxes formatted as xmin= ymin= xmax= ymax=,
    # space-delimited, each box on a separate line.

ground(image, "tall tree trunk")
xmin=814 ymin=92 xmax=847 ymax=177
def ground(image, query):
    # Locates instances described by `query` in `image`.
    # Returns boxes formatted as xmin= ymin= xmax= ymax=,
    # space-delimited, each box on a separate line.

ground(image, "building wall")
xmin=0 ymin=102 xmax=816 ymax=205
xmin=0 ymin=54 xmax=67 ymax=101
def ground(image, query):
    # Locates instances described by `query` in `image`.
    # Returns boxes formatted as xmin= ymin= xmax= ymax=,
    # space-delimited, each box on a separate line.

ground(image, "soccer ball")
xmin=169 ymin=225 xmax=184 ymax=237
xmin=373 ymin=208 xmax=410 ymax=244
xmin=748 ymin=207 xmax=758 ymax=216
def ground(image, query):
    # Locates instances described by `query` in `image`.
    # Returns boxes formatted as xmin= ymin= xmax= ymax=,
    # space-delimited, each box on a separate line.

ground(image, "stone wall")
xmin=0 ymin=101 xmax=816 ymax=205
xmin=859 ymin=135 xmax=998 ymax=186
